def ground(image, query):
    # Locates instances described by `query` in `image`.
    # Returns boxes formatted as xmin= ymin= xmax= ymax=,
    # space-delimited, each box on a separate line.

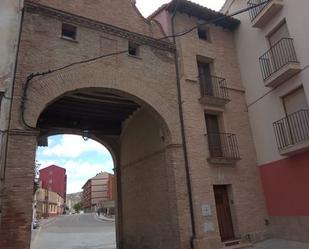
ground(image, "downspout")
xmin=1 ymin=5 xmax=25 ymax=181
xmin=171 ymin=2 xmax=197 ymax=248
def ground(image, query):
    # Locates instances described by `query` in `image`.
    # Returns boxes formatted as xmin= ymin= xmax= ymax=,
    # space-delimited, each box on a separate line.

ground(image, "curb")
xmin=94 ymin=214 xmax=115 ymax=222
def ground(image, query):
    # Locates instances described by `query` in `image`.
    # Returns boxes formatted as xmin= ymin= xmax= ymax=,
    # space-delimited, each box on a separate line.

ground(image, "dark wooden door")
xmin=198 ymin=62 xmax=213 ymax=96
xmin=205 ymin=114 xmax=223 ymax=157
xmin=214 ymin=185 xmax=235 ymax=242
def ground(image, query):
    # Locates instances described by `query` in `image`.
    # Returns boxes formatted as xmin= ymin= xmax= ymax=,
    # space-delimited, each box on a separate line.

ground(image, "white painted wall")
xmin=0 ymin=0 xmax=23 ymax=195
xmin=223 ymin=0 xmax=309 ymax=165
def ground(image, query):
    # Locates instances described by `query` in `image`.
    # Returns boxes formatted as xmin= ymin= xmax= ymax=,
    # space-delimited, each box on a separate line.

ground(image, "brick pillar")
xmin=0 ymin=130 xmax=38 ymax=249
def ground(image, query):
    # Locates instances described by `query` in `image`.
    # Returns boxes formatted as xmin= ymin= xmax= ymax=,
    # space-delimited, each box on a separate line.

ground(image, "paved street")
xmin=31 ymin=214 xmax=116 ymax=249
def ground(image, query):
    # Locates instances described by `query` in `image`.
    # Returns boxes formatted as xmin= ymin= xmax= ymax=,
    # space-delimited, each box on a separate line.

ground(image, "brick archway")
xmin=1 ymin=69 xmax=192 ymax=249
xmin=21 ymin=60 xmax=178 ymax=145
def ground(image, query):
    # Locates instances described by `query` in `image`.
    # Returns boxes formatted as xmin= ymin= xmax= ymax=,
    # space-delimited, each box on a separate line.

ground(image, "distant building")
xmin=82 ymin=172 xmax=115 ymax=213
xmin=34 ymin=188 xmax=65 ymax=218
xmin=39 ymin=165 xmax=67 ymax=201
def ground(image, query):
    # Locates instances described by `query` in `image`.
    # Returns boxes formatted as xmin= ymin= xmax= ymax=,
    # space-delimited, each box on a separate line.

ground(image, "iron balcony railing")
xmin=247 ymin=0 xmax=270 ymax=21
xmin=206 ymin=133 xmax=241 ymax=160
xmin=273 ymin=110 xmax=309 ymax=151
xmin=199 ymin=75 xmax=229 ymax=100
xmin=259 ymin=38 xmax=298 ymax=81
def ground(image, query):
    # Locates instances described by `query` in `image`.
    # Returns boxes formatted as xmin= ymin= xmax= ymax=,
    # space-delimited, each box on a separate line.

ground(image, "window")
xmin=198 ymin=61 xmax=213 ymax=96
xmin=198 ymin=26 xmax=209 ymax=41
xmin=128 ymin=42 xmax=139 ymax=56
xmin=283 ymin=87 xmax=308 ymax=115
xmin=205 ymin=114 xmax=223 ymax=157
xmin=61 ymin=23 xmax=77 ymax=40
xmin=268 ymin=21 xmax=290 ymax=46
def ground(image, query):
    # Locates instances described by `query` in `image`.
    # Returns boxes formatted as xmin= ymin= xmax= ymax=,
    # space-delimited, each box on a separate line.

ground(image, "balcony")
xmin=273 ymin=110 xmax=309 ymax=156
xmin=259 ymin=38 xmax=301 ymax=87
xmin=248 ymin=0 xmax=283 ymax=28
xmin=199 ymin=76 xmax=230 ymax=107
xmin=206 ymin=133 xmax=241 ymax=164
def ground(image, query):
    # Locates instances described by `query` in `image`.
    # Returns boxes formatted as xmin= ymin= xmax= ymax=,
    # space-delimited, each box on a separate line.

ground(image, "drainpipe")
xmin=171 ymin=1 xmax=197 ymax=248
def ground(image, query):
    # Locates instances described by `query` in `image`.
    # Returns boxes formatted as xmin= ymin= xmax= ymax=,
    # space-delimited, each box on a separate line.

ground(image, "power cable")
xmin=246 ymin=64 xmax=309 ymax=110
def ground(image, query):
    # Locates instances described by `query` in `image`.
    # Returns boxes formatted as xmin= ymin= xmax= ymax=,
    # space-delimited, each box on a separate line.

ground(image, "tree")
xmin=73 ymin=202 xmax=82 ymax=213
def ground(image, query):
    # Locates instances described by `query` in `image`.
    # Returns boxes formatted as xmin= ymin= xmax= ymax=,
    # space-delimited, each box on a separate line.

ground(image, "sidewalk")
xmin=95 ymin=214 xmax=115 ymax=222
xmin=39 ymin=216 xmax=57 ymax=227
xmin=254 ymin=239 xmax=309 ymax=249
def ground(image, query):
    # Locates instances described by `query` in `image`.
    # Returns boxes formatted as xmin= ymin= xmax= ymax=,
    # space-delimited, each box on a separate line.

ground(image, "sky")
xmin=136 ymin=0 xmax=226 ymax=17
xmin=37 ymin=0 xmax=226 ymax=195
xmin=37 ymin=135 xmax=114 ymax=194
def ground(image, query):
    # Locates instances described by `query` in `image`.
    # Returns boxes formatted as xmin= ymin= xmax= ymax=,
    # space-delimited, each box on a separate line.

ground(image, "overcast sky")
xmin=136 ymin=0 xmax=226 ymax=17
xmin=37 ymin=0 xmax=226 ymax=194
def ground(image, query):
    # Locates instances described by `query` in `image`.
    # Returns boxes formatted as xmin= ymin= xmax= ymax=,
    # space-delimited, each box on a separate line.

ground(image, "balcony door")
xmin=282 ymin=87 xmax=309 ymax=145
xmin=198 ymin=62 xmax=213 ymax=96
xmin=268 ymin=21 xmax=291 ymax=70
xmin=206 ymin=114 xmax=223 ymax=157
xmin=268 ymin=21 xmax=290 ymax=46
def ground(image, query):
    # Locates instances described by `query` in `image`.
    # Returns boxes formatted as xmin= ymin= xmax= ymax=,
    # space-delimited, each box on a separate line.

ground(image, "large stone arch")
xmin=1 ymin=62 xmax=192 ymax=249
xmin=22 ymin=59 xmax=179 ymax=145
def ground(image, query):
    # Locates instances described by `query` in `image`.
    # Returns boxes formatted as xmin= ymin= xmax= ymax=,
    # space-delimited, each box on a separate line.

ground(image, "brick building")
xmin=82 ymin=172 xmax=115 ymax=213
xmin=0 ymin=0 xmax=298 ymax=249
xmin=34 ymin=188 xmax=65 ymax=218
xmin=222 ymin=0 xmax=309 ymax=243
xmin=0 ymin=0 xmax=23 ymax=221
xmin=39 ymin=165 xmax=67 ymax=200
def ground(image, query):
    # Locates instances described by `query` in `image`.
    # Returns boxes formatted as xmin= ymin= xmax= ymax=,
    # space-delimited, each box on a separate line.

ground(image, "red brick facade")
xmin=39 ymin=165 xmax=67 ymax=200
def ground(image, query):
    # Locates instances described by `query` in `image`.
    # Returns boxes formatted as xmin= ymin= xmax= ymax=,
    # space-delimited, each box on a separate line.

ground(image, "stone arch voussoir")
xmin=25 ymin=61 xmax=177 ymax=144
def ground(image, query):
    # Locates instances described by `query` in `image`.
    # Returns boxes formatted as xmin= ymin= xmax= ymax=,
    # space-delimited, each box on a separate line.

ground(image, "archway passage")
xmin=37 ymin=89 xmax=140 ymax=135
xmin=28 ymin=88 xmax=183 ymax=249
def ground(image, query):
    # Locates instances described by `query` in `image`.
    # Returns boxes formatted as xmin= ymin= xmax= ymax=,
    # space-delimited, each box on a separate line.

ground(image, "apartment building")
xmin=151 ymin=1 xmax=269 ymax=246
xmin=39 ymin=165 xmax=67 ymax=200
xmin=34 ymin=188 xmax=65 ymax=218
xmin=82 ymin=172 xmax=115 ymax=213
xmin=222 ymin=0 xmax=309 ymax=242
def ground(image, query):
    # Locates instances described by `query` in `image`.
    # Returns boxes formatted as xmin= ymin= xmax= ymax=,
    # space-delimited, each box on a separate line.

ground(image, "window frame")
xmin=128 ymin=41 xmax=140 ymax=57
xmin=61 ymin=23 xmax=78 ymax=41
xmin=197 ymin=25 xmax=211 ymax=42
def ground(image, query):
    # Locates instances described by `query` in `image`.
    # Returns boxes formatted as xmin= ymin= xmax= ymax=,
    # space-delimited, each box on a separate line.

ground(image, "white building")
xmin=222 ymin=0 xmax=309 ymax=242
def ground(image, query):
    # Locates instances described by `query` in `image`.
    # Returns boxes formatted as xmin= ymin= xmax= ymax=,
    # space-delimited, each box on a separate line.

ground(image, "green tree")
xmin=73 ymin=202 xmax=82 ymax=213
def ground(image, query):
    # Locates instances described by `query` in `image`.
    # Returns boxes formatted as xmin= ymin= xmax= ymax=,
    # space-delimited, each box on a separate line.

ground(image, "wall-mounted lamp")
xmin=82 ymin=130 xmax=89 ymax=141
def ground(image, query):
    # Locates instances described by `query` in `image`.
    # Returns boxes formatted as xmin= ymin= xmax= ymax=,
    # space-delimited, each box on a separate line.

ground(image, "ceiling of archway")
xmin=37 ymin=90 xmax=140 ymax=135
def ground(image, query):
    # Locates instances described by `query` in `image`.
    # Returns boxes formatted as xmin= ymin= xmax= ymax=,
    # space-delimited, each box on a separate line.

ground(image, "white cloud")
xmin=37 ymin=135 xmax=114 ymax=194
xmin=62 ymin=160 xmax=114 ymax=193
xmin=41 ymin=135 xmax=110 ymax=158
xmin=136 ymin=0 xmax=226 ymax=17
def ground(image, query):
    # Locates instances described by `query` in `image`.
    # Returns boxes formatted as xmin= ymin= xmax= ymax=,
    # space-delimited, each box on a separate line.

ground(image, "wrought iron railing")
xmin=247 ymin=0 xmax=270 ymax=21
xmin=259 ymin=38 xmax=298 ymax=81
xmin=273 ymin=110 xmax=309 ymax=150
xmin=199 ymin=75 xmax=229 ymax=100
xmin=206 ymin=133 xmax=241 ymax=160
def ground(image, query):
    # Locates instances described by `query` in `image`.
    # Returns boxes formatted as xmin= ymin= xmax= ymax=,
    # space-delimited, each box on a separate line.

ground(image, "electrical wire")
xmin=246 ymin=64 xmax=309 ymax=109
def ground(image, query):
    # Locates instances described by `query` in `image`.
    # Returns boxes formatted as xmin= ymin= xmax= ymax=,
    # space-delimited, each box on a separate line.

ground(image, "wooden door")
xmin=214 ymin=185 xmax=235 ymax=242
xmin=198 ymin=62 xmax=213 ymax=96
xmin=205 ymin=114 xmax=222 ymax=157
